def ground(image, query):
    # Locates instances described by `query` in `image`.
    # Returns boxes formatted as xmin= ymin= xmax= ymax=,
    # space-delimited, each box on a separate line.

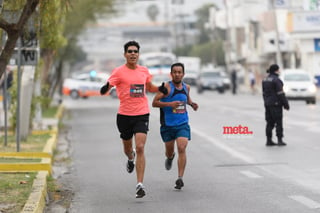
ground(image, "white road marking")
xmin=289 ymin=195 xmax=320 ymax=209
xmin=240 ymin=170 xmax=262 ymax=178
xmin=191 ymin=128 xmax=255 ymax=163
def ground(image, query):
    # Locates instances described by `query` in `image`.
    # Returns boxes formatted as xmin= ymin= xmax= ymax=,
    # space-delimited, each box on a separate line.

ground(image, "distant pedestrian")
xmin=262 ymin=64 xmax=289 ymax=146
xmin=249 ymin=70 xmax=256 ymax=94
xmin=0 ymin=67 xmax=13 ymax=110
xmin=99 ymin=40 xmax=168 ymax=198
xmin=152 ymin=62 xmax=198 ymax=190
xmin=231 ymin=69 xmax=237 ymax=95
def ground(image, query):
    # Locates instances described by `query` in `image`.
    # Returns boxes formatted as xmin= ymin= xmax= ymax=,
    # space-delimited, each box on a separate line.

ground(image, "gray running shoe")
xmin=126 ymin=150 xmax=135 ymax=173
xmin=165 ymin=152 xmax=175 ymax=170
xmin=136 ymin=183 xmax=146 ymax=198
xmin=174 ymin=178 xmax=184 ymax=190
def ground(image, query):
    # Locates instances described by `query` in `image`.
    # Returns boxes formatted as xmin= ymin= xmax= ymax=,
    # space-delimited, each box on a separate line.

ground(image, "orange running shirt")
xmin=108 ymin=64 xmax=152 ymax=116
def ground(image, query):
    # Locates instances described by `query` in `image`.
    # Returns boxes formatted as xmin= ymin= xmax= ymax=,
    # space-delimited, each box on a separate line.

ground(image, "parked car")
xmin=280 ymin=69 xmax=317 ymax=104
xmin=220 ymin=71 xmax=231 ymax=90
xmin=62 ymin=71 xmax=109 ymax=99
xmin=196 ymin=70 xmax=225 ymax=94
xmin=183 ymin=70 xmax=198 ymax=86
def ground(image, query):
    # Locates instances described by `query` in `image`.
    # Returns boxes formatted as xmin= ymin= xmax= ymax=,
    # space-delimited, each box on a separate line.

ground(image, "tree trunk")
xmin=41 ymin=49 xmax=55 ymax=85
xmin=0 ymin=0 xmax=40 ymax=78
xmin=49 ymin=59 xmax=62 ymax=98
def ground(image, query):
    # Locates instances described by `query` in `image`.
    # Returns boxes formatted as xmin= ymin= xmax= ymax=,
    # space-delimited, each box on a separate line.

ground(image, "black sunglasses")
xmin=127 ymin=50 xmax=139 ymax=53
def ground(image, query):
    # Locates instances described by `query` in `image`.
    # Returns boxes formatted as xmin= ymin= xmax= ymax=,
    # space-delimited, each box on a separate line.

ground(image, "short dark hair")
xmin=124 ymin=41 xmax=140 ymax=53
xmin=171 ymin=62 xmax=185 ymax=74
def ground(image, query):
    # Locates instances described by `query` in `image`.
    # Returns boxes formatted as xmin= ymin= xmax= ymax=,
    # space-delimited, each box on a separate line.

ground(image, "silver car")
xmin=196 ymin=71 xmax=225 ymax=94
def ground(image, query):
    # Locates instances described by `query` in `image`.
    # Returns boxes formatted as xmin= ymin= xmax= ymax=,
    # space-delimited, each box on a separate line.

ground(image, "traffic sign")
xmin=10 ymin=49 xmax=38 ymax=66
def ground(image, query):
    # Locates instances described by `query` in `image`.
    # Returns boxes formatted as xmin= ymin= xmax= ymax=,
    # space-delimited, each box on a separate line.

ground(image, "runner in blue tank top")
xmin=152 ymin=62 xmax=199 ymax=190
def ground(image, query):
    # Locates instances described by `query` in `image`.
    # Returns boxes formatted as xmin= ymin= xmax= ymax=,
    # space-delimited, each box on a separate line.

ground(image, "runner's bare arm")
xmin=186 ymin=85 xmax=198 ymax=111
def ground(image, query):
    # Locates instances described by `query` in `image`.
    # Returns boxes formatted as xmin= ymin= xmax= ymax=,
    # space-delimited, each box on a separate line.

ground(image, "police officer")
xmin=262 ymin=64 xmax=289 ymax=146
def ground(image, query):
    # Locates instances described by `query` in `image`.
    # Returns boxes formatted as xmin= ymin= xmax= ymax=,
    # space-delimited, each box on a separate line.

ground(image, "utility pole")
xmin=271 ymin=0 xmax=283 ymax=68
xmin=16 ymin=38 xmax=21 ymax=152
xmin=224 ymin=0 xmax=231 ymax=72
xmin=224 ymin=0 xmax=238 ymax=72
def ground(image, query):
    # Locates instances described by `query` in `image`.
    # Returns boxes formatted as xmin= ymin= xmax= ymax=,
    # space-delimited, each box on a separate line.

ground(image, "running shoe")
xmin=174 ymin=178 xmax=184 ymax=190
xmin=126 ymin=150 xmax=135 ymax=173
xmin=136 ymin=183 xmax=146 ymax=198
xmin=165 ymin=152 xmax=175 ymax=170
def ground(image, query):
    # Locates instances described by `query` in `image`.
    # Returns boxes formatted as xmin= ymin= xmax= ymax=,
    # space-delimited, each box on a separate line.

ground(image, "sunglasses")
xmin=127 ymin=49 xmax=139 ymax=53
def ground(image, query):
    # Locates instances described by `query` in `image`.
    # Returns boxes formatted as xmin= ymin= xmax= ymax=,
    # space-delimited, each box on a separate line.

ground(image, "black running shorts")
xmin=116 ymin=113 xmax=149 ymax=140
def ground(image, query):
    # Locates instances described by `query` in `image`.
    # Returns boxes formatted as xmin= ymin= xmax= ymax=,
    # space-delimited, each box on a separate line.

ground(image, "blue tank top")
xmin=160 ymin=81 xmax=189 ymax=126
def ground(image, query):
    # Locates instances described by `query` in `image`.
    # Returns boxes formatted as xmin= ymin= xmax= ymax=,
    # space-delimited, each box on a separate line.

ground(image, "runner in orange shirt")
xmin=100 ymin=41 xmax=167 ymax=198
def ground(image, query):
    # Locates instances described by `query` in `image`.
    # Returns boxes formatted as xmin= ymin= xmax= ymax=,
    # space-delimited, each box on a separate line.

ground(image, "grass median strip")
xmin=0 ymin=172 xmax=37 ymax=213
xmin=0 ymin=133 xmax=51 ymax=152
xmin=0 ymin=105 xmax=61 ymax=212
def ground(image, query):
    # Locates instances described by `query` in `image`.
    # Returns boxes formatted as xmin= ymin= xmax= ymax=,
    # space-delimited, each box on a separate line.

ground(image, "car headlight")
xmin=308 ymin=84 xmax=317 ymax=93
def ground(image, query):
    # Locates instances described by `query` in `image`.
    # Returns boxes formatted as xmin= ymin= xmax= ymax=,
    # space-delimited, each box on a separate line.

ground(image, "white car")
xmin=62 ymin=71 xmax=110 ymax=99
xmin=280 ymin=69 xmax=317 ymax=104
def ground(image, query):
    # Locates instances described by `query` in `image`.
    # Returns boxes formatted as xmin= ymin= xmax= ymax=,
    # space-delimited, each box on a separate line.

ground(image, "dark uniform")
xmin=262 ymin=64 xmax=289 ymax=146
xmin=1 ymin=69 xmax=13 ymax=110
xmin=231 ymin=69 xmax=237 ymax=94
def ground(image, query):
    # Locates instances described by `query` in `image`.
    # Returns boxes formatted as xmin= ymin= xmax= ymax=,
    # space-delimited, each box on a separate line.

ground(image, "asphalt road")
xmin=61 ymin=89 xmax=320 ymax=213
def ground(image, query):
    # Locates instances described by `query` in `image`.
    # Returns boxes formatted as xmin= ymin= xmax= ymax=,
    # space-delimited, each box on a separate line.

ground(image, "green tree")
xmin=0 ymin=0 xmax=40 ymax=79
xmin=0 ymin=0 xmax=116 ymax=97
xmin=173 ymin=44 xmax=193 ymax=57
xmin=0 ymin=0 xmax=116 ymax=133
xmin=49 ymin=0 xmax=116 ymax=99
xmin=41 ymin=0 xmax=115 ymax=99
xmin=174 ymin=3 xmax=225 ymax=66
xmin=194 ymin=3 xmax=216 ymax=44
xmin=190 ymin=42 xmax=214 ymax=65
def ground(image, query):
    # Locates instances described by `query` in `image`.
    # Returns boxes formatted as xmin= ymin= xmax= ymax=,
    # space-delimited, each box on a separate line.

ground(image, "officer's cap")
xmin=267 ymin=64 xmax=279 ymax=73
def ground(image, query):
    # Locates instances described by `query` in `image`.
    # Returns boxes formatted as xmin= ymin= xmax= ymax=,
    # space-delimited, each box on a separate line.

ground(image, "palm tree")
xmin=147 ymin=4 xmax=159 ymax=22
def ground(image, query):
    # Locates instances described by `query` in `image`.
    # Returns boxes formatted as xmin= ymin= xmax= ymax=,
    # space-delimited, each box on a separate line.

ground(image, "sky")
xmin=107 ymin=0 xmax=223 ymax=24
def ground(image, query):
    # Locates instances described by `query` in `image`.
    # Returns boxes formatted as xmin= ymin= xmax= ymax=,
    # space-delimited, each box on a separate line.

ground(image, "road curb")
xmin=21 ymin=171 xmax=49 ymax=213
xmin=0 ymin=158 xmax=52 ymax=173
xmin=21 ymin=104 xmax=64 ymax=213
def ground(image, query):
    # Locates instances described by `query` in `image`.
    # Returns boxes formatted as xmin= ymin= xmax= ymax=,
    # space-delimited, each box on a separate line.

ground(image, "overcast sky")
xmin=107 ymin=0 xmax=223 ymax=24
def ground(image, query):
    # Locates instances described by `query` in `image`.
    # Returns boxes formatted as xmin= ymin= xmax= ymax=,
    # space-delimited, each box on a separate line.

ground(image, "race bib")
xmin=130 ymin=84 xmax=144 ymax=97
xmin=173 ymin=102 xmax=186 ymax=114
